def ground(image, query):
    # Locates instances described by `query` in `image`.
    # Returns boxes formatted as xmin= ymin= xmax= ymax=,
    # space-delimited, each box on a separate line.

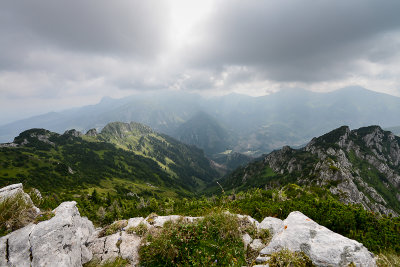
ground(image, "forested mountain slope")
xmin=0 ymin=122 xmax=218 ymax=198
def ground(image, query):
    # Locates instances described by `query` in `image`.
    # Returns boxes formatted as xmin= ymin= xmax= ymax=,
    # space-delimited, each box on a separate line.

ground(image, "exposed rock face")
xmin=63 ymin=129 xmax=83 ymax=138
xmin=0 ymin=143 xmax=18 ymax=148
xmin=119 ymin=232 xmax=141 ymax=265
xmin=12 ymin=129 xmax=56 ymax=147
xmin=260 ymin=211 xmax=376 ymax=267
xmin=232 ymin=125 xmax=400 ymax=216
xmin=0 ymin=201 xmax=94 ymax=267
xmin=89 ymin=233 xmax=120 ymax=264
xmin=85 ymin=128 xmax=98 ymax=137
xmin=258 ymin=217 xmax=283 ymax=236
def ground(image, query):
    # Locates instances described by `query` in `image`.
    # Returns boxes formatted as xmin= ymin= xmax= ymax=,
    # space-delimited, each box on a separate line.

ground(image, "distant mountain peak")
xmin=101 ymin=121 xmax=153 ymax=138
xmin=176 ymin=112 xmax=232 ymax=156
xmin=13 ymin=128 xmax=57 ymax=146
xmin=63 ymin=129 xmax=83 ymax=138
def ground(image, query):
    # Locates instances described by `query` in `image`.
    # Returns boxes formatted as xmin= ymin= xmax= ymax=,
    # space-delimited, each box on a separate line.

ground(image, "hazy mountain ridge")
xmin=174 ymin=111 xmax=234 ymax=156
xmin=221 ymin=125 xmax=400 ymax=216
xmin=3 ymin=87 xmax=400 ymax=157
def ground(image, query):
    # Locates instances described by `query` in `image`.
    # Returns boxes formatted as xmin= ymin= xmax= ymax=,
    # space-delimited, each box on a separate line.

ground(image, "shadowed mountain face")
xmin=174 ymin=111 xmax=233 ymax=156
xmin=0 ymin=122 xmax=219 ymax=197
xmin=220 ymin=125 xmax=400 ymax=216
xmin=2 ymin=87 xmax=400 ymax=157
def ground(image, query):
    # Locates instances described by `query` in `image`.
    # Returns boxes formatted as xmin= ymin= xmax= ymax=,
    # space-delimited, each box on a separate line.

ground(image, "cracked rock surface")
xmin=260 ymin=211 xmax=376 ymax=267
xmin=0 ymin=201 xmax=94 ymax=267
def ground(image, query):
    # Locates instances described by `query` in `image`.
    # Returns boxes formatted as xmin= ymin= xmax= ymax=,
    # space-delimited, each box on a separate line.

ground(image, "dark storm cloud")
xmin=187 ymin=0 xmax=400 ymax=82
xmin=1 ymin=0 xmax=400 ymax=123
xmin=0 ymin=0 xmax=169 ymax=70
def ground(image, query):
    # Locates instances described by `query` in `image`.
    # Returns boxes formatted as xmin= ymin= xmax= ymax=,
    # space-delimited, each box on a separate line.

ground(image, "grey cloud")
xmin=1 ymin=0 xmax=400 ymax=122
xmin=0 ymin=0 xmax=170 ymax=68
xmin=187 ymin=0 xmax=400 ymax=82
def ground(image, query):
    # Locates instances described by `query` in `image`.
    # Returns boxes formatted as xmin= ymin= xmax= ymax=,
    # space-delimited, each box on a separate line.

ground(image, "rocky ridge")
xmin=227 ymin=126 xmax=400 ymax=216
xmin=0 ymin=184 xmax=377 ymax=266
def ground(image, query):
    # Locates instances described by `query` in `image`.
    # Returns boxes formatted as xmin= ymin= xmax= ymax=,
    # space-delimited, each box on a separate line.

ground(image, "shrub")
xmin=126 ymin=223 xmax=148 ymax=237
xmin=238 ymin=217 xmax=270 ymax=244
xmin=329 ymin=165 xmax=339 ymax=172
xmin=34 ymin=210 xmax=55 ymax=223
xmin=376 ymin=251 xmax=400 ymax=267
xmin=267 ymin=248 xmax=315 ymax=267
xmin=0 ymin=192 xmax=38 ymax=236
xmin=99 ymin=220 xmax=127 ymax=237
xmin=139 ymin=212 xmax=246 ymax=266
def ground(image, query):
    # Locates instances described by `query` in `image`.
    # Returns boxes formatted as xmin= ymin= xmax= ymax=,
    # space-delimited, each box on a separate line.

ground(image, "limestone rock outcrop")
xmin=85 ymin=128 xmax=98 ymax=137
xmin=0 ymin=201 xmax=94 ymax=267
xmin=258 ymin=216 xmax=283 ymax=236
xmin=259 ymin=211 xmax=376 ymax=267
xmin=0 ymin=185 xmax=377 ymax=267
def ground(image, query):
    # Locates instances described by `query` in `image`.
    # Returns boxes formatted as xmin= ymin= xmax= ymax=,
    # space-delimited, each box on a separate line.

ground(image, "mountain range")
xmin=3 ymin=87 xmax=400 ymax=158
xmin=2 ymin=122 xmax=400 ymax=218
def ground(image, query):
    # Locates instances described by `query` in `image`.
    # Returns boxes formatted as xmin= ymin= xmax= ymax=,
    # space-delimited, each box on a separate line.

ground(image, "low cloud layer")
xmin=1 ymin=0 xmax=400 ymax=124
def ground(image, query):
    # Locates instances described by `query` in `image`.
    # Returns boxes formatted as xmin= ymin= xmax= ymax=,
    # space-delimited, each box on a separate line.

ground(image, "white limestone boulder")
xmin=120 ymin=232 xmax=141 ymax=265
xmin=127 ymin=217 xmax=145 ymax=228
xmin=0 ymin=201 xmax=95 ymax=267
xmin=250 ymin=239 xmax=265 ymax=251
xmin=242 ymin=233 xmax=253 ymax=249
xmin=260 ymin=211 xmax=376 ymax=267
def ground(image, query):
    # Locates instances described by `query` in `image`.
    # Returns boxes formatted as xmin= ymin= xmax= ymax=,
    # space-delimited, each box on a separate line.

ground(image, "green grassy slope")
xmin=0 ymin=124 xmax=218 ymax=199
xmin=97 ymin=122 xmax=218 ymax=189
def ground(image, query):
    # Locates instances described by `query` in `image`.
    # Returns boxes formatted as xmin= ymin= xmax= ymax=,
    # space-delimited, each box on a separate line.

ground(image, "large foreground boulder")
xmin=0 ymin=201 xmax=94 ymax=267
xmin=259 ymin=211 xmax=376 ymax=267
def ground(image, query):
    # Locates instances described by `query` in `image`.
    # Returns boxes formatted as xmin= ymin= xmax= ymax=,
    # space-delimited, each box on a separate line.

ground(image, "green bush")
xmin=0 ymin=192 xmax=38 ymax=236
xmin=376 ymin=250 xmax=400 ymax=267
xmin=126 ymin=223 xmax=148 ymax=237
xmin=34 ymin=210 xmax=55 ymax=223
xmin=238 ymin=217 xmax=270 ymax=244
xmin=267 ymin=248 xmax=315 ymax=267
xmin=139 ymin=212 xmax=246 ymax=266
xmin=99 ymin=220 xmax=127 ymax=237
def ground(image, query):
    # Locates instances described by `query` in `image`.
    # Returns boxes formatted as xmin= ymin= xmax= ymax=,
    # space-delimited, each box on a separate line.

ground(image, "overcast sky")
xmin=1 ymin=0 xmax=400 ymax=124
